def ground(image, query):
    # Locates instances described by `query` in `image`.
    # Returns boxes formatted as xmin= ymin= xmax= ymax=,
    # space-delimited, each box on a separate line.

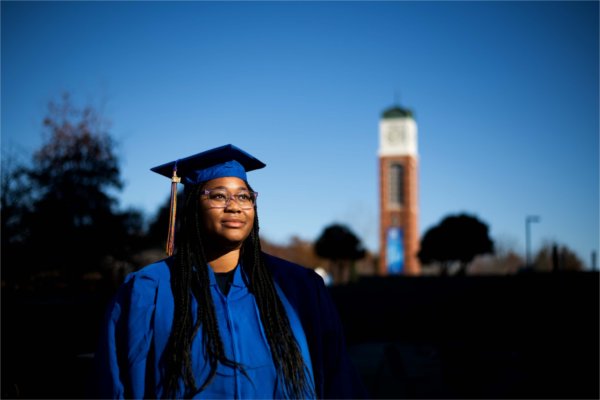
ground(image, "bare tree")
xmin=534 ymin=241 xmax=585 ymax=272
xmin=7 ymin=93 xmax=143 ymax=287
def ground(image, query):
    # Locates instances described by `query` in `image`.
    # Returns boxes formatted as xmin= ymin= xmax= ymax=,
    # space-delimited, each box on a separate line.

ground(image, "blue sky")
xmin=2 ymin=1 xmax=598 ymax=268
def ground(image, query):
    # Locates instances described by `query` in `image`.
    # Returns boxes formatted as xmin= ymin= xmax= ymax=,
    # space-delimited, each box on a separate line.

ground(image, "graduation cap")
xmin=151 ymin=144 xmax=266 ymax=256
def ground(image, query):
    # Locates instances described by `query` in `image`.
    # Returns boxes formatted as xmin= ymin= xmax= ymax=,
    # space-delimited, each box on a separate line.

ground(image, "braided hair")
xmin=164 ymin=183 xmax=314 ymax=399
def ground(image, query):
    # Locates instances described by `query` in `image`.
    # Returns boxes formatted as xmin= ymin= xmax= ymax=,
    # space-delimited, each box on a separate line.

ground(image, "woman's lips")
xmin=221 ymin=219 xmax=245 ymax=228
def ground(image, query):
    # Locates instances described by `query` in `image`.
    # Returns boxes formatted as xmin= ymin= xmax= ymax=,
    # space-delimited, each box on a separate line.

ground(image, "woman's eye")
xmin=237 ymin=194 xmax=251 ymax=202
xmin=211 ymin=192 xmax=227 ymax=200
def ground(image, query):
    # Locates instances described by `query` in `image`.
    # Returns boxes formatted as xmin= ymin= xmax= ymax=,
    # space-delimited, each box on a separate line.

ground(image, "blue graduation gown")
xmin=264 ymin=254 xmax=367 ymax=399
xmin=95 ymin=253 xmax=366 ymax=399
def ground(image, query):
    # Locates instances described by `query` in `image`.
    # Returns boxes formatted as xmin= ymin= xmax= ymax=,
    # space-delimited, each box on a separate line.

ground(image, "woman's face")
xmin=199 ymin=177 xmax=256 ymax=249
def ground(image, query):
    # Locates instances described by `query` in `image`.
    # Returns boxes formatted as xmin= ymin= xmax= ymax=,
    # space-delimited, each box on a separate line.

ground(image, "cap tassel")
xmin=166 ymin=166 xmax=181 ymax=256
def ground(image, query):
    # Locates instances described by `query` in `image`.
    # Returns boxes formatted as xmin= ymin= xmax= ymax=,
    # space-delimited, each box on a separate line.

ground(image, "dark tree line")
xmin=418 ymin=213 xmax=585 ymax=274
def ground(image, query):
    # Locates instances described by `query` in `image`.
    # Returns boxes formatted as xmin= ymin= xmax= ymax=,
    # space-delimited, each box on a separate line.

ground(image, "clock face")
xmin=380 ymin=120 xmax=417 ymax=156
xmin=387 ymin=126 xmax=404 ymax=145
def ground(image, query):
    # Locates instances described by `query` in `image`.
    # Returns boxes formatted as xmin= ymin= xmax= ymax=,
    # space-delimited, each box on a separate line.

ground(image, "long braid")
xmin=164 ymin=182 xmax=314 ymax=399
xmin=164 ymin=184 xmax=224 ymax=398
xmin=243 ymin=209 xmax=314 ymax=398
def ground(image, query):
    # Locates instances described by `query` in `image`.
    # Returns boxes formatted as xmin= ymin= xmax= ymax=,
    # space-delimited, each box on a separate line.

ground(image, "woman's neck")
xmin=208 ymin=249 xmax=240 ymax=273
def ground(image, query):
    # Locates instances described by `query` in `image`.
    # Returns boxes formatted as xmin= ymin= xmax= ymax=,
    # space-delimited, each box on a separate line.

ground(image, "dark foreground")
xmin=2 ymin=271 xmax=598 ymax=399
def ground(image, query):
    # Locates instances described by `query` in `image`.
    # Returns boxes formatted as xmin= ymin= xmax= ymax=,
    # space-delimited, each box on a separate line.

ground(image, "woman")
xmin=95 ymin=144 xmax=366 ymax=399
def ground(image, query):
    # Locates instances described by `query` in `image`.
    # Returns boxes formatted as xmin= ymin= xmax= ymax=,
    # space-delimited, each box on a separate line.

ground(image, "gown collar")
xmin=206 ymin=263 xmax=248 ymax=295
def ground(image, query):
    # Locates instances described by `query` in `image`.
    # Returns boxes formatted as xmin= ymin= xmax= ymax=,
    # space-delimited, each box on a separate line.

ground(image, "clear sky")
xmin=2 ymin=1 xmax=598 ymax=268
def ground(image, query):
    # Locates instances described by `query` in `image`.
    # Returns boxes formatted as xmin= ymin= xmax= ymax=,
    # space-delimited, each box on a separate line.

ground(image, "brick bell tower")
xmin=378 ymin=104 xmax=420 ymax=275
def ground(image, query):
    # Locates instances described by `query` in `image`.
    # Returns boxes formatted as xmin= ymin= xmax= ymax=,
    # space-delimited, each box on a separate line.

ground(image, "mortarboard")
xmin=151 ymin=144 xmax=266 ymax=256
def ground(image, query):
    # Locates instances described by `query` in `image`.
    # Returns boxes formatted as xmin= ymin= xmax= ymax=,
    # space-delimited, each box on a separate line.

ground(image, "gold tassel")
xmin=166 ymin=167 xmax=181 ymax=256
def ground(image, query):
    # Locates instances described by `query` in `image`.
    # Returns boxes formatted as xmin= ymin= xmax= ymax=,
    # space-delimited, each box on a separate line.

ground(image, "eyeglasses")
xmin=201 ymin=189 xmax=258 ymax=210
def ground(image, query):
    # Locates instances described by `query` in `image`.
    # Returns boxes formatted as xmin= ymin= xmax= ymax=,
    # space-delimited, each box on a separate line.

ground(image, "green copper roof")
xmin=382 ymin=105 xmax=414 ymax=119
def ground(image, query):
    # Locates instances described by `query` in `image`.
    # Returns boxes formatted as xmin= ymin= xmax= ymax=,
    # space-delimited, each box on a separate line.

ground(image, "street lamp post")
xmin=525 ymin=215 xmax=541 ymax=267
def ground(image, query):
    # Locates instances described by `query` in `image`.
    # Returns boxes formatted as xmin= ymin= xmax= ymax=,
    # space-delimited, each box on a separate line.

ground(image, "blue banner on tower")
xmin=387 ymin=227 xmax=404 ymax=274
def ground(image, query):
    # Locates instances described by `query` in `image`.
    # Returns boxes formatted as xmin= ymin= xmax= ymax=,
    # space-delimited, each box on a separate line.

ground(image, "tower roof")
xmin=382 ymin=105 xmax=414 ymax=119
